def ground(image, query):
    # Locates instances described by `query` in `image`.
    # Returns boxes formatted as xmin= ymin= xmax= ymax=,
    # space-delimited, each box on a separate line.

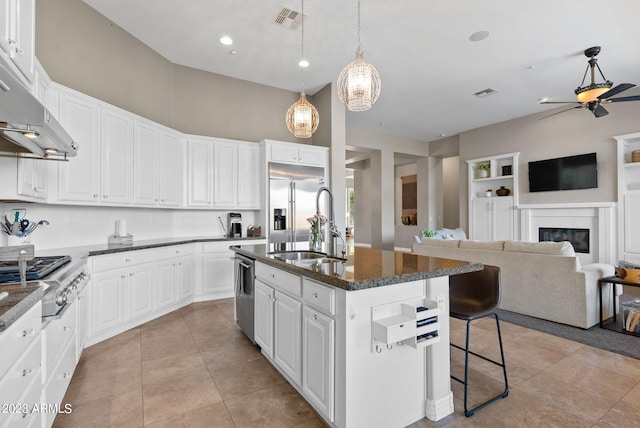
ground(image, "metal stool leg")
xmin=451 ymin=313 xmax=509 ymax=417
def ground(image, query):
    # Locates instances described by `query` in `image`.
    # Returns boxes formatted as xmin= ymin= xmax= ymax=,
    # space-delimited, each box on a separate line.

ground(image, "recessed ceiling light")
xmin=439 ymin=133 xmax=446 ymax=137
xmin=229 ymin=50 xmax=237 ymax=55
xmin=219 ymin=36 xmax=233 ymax=46
xmin=378 ymin=122 xmax=385 ymax=125
xmin=469 ymin=30 xmax=490 ymax=42
xmin=526 ymin=65 xmax=536 ymax=70
xmin=298 ymin=59 xmax=309 ymax=68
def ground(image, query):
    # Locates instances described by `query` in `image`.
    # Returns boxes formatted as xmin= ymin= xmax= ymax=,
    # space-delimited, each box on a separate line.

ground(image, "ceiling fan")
xmin=540 ymin=46 xmax=640 ymax=118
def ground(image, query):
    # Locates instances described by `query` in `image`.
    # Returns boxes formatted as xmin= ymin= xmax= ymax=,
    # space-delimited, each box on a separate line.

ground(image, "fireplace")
xmin=539 ymin=227 xmax=590 ymax=253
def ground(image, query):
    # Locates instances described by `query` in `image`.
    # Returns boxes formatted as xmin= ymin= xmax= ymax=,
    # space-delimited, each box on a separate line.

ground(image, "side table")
xmin=598 ymin=276 xmax=640 ymax=336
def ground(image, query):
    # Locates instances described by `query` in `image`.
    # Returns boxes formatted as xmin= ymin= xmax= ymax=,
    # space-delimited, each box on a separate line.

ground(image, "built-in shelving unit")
xmin=466 ymin=152 xmax=520 ymax=240
xmin=615 ymin=133 xmax=640 ymax=264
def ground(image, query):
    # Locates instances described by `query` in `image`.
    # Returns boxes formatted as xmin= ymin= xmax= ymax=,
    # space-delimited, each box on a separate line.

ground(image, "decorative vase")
xmin=309 ymin=227 xmax=322 ymax=251
xmin=496 ymin=186 xmax=510 ymax=196
xmin=478 ymin=169 xmax=489 ymax=178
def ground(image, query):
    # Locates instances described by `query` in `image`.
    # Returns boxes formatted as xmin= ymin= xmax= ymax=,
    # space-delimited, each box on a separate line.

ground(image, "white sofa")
xmin=412 ymin=239 xmax=617 ymax=329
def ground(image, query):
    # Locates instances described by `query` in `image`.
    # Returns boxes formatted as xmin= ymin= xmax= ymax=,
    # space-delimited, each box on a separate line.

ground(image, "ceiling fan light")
xmin=286 ymin=92 xmax=319 ymax=138
xmin=575 ymin=84 xmax=612 ymax=103
xmin=337 ymin=50 xmax=381 ymax=112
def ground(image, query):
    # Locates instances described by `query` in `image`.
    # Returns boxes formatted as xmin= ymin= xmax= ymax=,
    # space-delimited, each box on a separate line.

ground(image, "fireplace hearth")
xmin=539 ymin=227 xmax=589 ymax=253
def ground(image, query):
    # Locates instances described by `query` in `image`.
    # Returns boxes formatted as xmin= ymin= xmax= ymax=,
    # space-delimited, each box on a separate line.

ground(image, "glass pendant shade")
xmin=337 ymin=50 xmax=381 ymax=112
xmin=286 ymin=92 xmax=319 ymax=138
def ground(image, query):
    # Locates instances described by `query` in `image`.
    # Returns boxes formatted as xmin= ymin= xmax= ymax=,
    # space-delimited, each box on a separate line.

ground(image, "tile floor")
xmin=53 ymin=299 xmax=640 ymax=428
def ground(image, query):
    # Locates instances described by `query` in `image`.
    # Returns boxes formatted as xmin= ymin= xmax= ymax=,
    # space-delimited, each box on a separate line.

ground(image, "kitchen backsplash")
xmin=0 ymin=202 xmax=257 ymax=250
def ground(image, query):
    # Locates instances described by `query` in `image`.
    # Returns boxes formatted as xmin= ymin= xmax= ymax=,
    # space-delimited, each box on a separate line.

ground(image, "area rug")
xmin=497 ymin=308 xmax=640 ymax=360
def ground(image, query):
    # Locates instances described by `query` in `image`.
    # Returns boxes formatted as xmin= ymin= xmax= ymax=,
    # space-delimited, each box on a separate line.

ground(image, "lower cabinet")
xmin=302 ymin=306 xmax=334 ymax=421
xmin=125 ymin=262 xmax=154 ymax=321
xmin=470 ymin=196 xmax=515 ymax=241
xmin=274 ymin=290 xmax=302 ymax=386
xmin=201 ymin=242 xmax=234 ymax=299
xmin=254 ymin=279 xmax=275 ymax=358
xmin=90 ymin=268 xmax=127 ymax=337
xmin=154 ymin=245 xmax=195 ymax=311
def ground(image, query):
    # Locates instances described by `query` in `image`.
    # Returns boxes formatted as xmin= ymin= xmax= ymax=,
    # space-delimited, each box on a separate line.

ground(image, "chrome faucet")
xmin=315 ymin=186 xmax=342 ymax=258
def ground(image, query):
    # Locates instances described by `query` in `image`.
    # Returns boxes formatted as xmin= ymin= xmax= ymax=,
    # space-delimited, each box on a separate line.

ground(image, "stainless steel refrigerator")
xmin=269 ymin=162 xmax=326 ymax=245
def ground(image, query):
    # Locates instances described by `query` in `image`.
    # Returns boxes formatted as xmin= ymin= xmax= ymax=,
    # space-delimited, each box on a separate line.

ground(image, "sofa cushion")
xmin=504 ymin=240 xmax=575 ymax=256
xmin=459 ymin=240 xmax=505 ymax=251
xmin=419 ymin=238 xmax=460 ymax=248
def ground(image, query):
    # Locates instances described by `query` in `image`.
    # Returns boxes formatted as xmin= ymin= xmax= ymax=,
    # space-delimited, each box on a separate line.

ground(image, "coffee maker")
xmin=228 ymin=213 xmax=242 ymax=238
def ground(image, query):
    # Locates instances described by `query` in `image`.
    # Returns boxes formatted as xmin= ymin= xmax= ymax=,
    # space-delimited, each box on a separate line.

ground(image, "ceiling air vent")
xmin=474 ymin=88 xmax=499 ymax=98
xmin=273 ymin=7 xmax=302 ymax=30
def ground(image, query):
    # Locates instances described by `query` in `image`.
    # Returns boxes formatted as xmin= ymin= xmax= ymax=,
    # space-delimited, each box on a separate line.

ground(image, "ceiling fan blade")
xmin=607 ymin=95 xmax=640 ymax=103
xmin=598 ymin=83 xmax=636 ymax=100
xmin=593 ymin=104 xmax=609 ymax=117
xmin=540 ymin=101 xmax=582 ymax=104
xmin=538 ymin=105 xmax=582 ymax=120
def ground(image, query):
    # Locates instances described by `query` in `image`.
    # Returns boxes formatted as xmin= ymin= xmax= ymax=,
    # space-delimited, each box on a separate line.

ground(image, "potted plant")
xmin=421 ymin=229 xmax=437 ymax=238
xmin=485 ymin=189 xmax=493 ymax=197
xmin=477 ymin=163 xmax=490 ymax=178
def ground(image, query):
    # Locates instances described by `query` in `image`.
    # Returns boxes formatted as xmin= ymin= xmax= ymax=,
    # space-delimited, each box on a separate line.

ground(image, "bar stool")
xmin=449 ymin=265 xmax=509 ymax=417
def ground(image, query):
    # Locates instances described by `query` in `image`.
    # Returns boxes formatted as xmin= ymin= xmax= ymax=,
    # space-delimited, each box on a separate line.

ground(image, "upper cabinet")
xmin=132 ymin=120 xmax=183 ymax=207
xmin=467 ymin=153 xmax=519 ymax=240
xmin=263 ymin=139 xmax=328 ymax=167
xmin=56 ymin=85 xmax=101 ymax=203
xmin=100 ymin=108 xmax=134 ymax=204
xmin=0 ymin=0 xmax=34 ymax=83
xmin=187 ymin=137 xmax=261 ymax=209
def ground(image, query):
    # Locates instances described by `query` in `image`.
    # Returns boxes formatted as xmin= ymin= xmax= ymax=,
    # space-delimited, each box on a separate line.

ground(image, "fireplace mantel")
xmin=518 ymin=203 xmax=616 ymax=265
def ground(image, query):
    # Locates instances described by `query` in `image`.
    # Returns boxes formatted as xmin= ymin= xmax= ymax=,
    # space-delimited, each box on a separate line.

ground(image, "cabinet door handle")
xmin=313 ymin=315 xmax=318 ymax=321
xmin=130 ymin=273 xmax=134 ymax=277
xmin=93 ymin=194 xmax=99 ymax=198
xmin=22 ymin=328 xmax=35 ymax=337
xmin=125 ymin=258 xmax=131 ymax=262
xmin=121 ymin=274 xmax=126 ymax=279
xmin=22 ymin=368 xmax=33 ymax=377
xmin=313 ymin=293 xmax=318 ymax=299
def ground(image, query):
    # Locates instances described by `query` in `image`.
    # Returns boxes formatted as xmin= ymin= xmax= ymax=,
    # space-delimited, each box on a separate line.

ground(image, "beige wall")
xmin=35 ymin=0 xmax=304 ymax=143
xmin=456 ymin=103 xmax=640 ymax=231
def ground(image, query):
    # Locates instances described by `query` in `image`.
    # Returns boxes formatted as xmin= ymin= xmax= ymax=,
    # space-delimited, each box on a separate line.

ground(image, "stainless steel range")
xmin=0 ymin=246 xmax=89 ymax=320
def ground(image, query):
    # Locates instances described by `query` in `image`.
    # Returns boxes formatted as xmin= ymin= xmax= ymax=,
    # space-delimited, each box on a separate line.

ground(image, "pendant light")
xmin=286 ymin=0 xmax=319 ymax=138
xmin=337 ymin=0 xmax=381 ymax=112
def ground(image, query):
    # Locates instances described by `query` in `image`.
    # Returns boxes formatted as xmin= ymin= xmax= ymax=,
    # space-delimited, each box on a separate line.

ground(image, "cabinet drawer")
xmin=155 ymin=244 xmax=195 ymax=260
xmin=302 ymin=279 xmax=335 ymax=316
xmin=256 ymin=262 xmax=301 ymax=297
xmin=0 ymin=334 xmax=41 ymax=407
xmin=44 ymin=336 xmax=77 ymax=428
xmin=3 ymin=365 xmax=43 ymax=428
xmin=93 ymin=249 xmax=154 ymax=272
xmin=44 ymin=302 xmax=77 ymax=379
xmin=0 ymin=301 xmax=41 ymax=379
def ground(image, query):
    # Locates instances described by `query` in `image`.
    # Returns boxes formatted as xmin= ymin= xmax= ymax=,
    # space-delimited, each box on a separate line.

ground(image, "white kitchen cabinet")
xmin=274 ymin=290 xmax=302 ymax=386
xmin=302 ymin=306 xmax=335 ymax=422
xmin=254 ymin=279 xmax=275 ymax=358
xmin=264 ymin=139 xmax=328 ymax=167
xmin=0 ymin=0 xmax=34 ymax=83
xmin=100 ymin=107 xmax=134 ymax=204
xmin=187 ymin=137 xmax=213 ymax=207
xmin=17 ymin=157 xmax=47 ymax=199
xmin=57 ymin=86 xmax=101 ymax=203
xmin=470 ymin=196 xmax=515 ymax=241
xmin=90 ymin=268 xmax=126 ymax=337
xmin=133 ymin=122 xmax=183 ymax=207
xmin=154 ymin=244 xmax=195 ymax=310
xmin=158 ymin=130 xmax=183 ymax=207
xmin=125 ymin=262 xmax=154 ymax=321
xmin=237 ymin=143 xmax=260 ymax=209
xmin=76 ymin=285 xmax=89 ymax=361
xmin=0 ymin=335 xmax=41 ymax=427
xmin=213 ymin=140 xmax=237 ymax=208
xmin=133 ymin=120 xmax=160 ymax=205
xmin=200 ymin=241 xmax=234 ymax=299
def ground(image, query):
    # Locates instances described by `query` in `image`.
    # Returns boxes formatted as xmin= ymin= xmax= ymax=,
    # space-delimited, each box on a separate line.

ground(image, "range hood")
xmin=0 ymin=61 xmax=77 ymax=160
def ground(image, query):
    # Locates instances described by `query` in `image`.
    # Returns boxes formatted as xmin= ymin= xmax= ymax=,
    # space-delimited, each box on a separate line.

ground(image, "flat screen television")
xmin=528 ymin=152 xmax=597 ymax=192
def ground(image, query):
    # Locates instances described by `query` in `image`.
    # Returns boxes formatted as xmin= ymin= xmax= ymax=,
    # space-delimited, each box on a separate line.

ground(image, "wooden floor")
xmin=53 ymin=299 xmax=640 ymax=427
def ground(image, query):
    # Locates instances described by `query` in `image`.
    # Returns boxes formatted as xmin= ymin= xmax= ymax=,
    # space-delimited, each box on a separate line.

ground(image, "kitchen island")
xmin=231 ymin=244 xmax=482 ymax=428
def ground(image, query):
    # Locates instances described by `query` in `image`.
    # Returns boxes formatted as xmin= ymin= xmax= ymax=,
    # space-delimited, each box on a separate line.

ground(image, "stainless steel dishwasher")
xmin=234 ymin=253 xmax=255 ymax=343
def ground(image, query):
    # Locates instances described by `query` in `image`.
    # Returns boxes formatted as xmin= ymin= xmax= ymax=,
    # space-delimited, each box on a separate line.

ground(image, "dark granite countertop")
xmin=0 ymin=281 xmax=44 ymax=333
xmin=231 ymin=244 xmax=483 ymax=291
